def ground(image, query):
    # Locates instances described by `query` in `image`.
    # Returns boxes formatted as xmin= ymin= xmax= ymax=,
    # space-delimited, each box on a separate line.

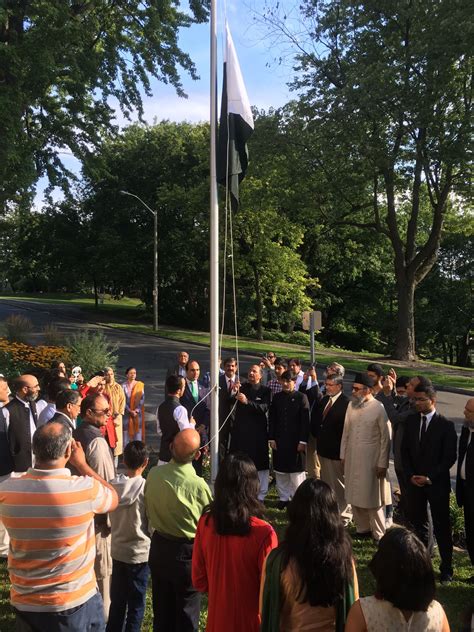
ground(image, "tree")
xmin=233 ymin=177 xmax=316 ymax=340
xmin=82 ymin=121 xmax=211 ymax=326
xmin=0 ymin=0 xmax=208 ymax=203
xmin=263 ymin=0 xmax=473 ymax=359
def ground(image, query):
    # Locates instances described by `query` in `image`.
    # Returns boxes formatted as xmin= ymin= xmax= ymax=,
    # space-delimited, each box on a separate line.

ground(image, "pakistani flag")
xmin=217 ymin=24 xmax=254 ymax=211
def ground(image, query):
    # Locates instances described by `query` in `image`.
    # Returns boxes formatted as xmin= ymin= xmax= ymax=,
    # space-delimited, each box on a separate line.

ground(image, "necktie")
xmin=191 ymin=381 xmax=199 ymax=403
xmin=228 ymin=379 xmax=234 ymax=394
xmin=29 ymin=401 xmax=38 ymax=427
xmin=322 ymin=398 xmax=333 ymax=419
xmin=420 ymin=415 xmax=427 ymax=446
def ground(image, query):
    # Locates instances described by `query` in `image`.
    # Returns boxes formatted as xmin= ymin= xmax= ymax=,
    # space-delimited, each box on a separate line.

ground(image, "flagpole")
xmin=209 ymin=0 xmax=219 ymax=486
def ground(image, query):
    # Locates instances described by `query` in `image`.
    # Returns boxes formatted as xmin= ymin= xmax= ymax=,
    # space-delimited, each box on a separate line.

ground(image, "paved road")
xmin=0 ymin=299 xmax=470 ymax=474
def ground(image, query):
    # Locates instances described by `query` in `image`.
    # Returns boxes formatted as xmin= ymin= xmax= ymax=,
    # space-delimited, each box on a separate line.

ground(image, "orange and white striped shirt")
xmin=0 ymin=467 xmax=114 ymax=612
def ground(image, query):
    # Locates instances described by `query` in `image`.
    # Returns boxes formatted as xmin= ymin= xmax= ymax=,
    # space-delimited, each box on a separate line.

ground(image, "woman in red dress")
xmin=192 ymin=453 xmax=278 ymax=632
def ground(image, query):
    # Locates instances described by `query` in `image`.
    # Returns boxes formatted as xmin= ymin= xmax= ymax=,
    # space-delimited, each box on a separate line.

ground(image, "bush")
xmin=450 ymin=491 xmax=465 ymax=547
xmin=3 ymin=314 xmax=33 ymax=344
xmin=42 ymin=323 xmax=64 ymax=347
xmin=67 ymin=330 xmax=118 ymax=378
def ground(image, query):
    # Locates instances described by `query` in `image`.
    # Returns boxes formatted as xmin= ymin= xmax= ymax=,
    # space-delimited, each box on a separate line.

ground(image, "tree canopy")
xmin=0 ymin=0 xmax=209 ymax=203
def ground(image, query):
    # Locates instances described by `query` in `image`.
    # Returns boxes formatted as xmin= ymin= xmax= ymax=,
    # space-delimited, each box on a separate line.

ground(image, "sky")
xmin=35 ymin=1 xmax=301 ymax=206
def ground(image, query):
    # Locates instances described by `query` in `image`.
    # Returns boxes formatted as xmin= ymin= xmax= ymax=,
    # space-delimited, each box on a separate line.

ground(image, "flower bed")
xmin=0 ymin=337 xmax=70 ymax=375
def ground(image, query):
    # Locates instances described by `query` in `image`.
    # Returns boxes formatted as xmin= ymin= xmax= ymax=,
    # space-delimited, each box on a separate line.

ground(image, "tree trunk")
xmin=393 ymin=276 xmax=416 ymax=361
xmin=252 ymin=264 xmax=263 ymax=341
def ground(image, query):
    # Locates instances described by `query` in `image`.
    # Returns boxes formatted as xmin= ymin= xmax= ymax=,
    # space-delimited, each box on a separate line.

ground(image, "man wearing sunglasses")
xmin=73 ymin=393 xmax=116 ymax=620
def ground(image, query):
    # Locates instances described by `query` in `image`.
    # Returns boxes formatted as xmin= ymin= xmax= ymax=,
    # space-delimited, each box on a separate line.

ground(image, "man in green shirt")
xmin=145 ymin=428 xmax=212 ymax=632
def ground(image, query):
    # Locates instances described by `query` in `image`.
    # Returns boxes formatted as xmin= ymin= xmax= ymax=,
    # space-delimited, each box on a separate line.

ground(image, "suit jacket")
xmin=180 ymin=382 xmax=210 ymax=430
xmin=6 ymin=397 xmax=34 ymax=472
xmin=456 ymin=426 xmax=474 ymax=507
xmin=310 ymin=393 xmax=350 ymax=460
xmin=50 ymin=411 xmax=75 ymax=431
xmin=401 ymin=411 xmax=457 ymax=491
xmin=299 ymin=381 xmax=321 ymax=410
xmin=0 ymin=407 xmax=13 ymax=476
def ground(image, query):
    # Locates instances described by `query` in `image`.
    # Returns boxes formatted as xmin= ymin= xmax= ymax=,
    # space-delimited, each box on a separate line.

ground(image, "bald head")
xmin=465 ymin=397 xmax=474 ymax=428
xmin=14 ymin=374 xmax=41 ymax=402
xmin=33 ymin=422 xmax=72 ymax=466
xmin=171 ymin=429 xmax=201 ymax=464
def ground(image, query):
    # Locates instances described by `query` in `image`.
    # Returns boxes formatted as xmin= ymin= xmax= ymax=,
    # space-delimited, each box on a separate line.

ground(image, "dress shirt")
xmin=267 ymin=379 xmax=282 ymax=396
xmin=178 ymin=366 xmax=186 ymax=377
xmin=419 ymin=409 xmax=436 ymax=441
xmin=294 ymin=371 xmax=305 ymax=391
xmin=460 ymin=428 xmax=473 ymax=480
xmin=145 ymin=461 xmax=212 ymax=540
xmin=325 ymin=390 xmax=342 ymax=408
xmin=156 ymin=404 xmax=193 ymax=436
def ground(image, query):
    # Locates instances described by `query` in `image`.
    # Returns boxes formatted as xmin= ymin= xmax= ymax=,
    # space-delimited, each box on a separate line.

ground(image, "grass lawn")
xmin=0 ymin=488 xmax=472 ymax=631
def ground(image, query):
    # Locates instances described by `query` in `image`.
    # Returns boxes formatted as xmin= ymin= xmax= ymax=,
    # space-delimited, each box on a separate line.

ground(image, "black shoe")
xmin=277 ymin=501 xmax=289 ymax=511
xmin=440 ymin=573 xmax=453 ymax=585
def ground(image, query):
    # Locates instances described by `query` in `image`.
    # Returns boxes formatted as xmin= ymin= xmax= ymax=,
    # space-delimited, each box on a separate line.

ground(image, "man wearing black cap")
xmin=340 ymin=372 xmax=391 ymax=541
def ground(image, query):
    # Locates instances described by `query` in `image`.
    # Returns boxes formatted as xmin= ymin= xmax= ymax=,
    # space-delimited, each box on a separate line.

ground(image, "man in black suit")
xmin=49 ymin=389 xmax=82 ymax=431
xmin=401 ymin=384 xmax=457 ymax=583
xmin=218 ymin=357 xmax=238 ymax=458
xmin=456 ymin=397 xmax=474 ymax=581
xmin=180 ymin=360 xmax=210 ymax=476
xmin=230 ymin=364 xmax=271 ymax=500
xmin=5 ymin=374 xmax=47 ymax=473
xmin=311 ymin=374 xmax=351 ymax=525
xmin=0 ymin=377 xmax=13 ymax=557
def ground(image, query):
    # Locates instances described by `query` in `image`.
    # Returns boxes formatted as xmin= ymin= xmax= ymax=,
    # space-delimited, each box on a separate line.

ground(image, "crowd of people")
xmin=0 ymin=349 xmax=472 ymax=632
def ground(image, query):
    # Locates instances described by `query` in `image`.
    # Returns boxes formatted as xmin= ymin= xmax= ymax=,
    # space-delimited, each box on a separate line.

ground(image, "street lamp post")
xmin=120 ymin=190 xmax=158 ymax=331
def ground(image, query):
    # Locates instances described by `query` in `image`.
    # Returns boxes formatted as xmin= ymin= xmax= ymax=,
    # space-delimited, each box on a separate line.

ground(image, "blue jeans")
xmin=15 ymin=591 xmax=105 ymax=631
xmin=106 ymin=559 xmax=150 ymax=632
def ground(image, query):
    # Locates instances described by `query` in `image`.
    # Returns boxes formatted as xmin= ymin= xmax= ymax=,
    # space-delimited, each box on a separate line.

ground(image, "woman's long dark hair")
xmin=369 ymin=527 xmax=435 ymax=611
xmin=206 ymin=453 xmax=265 ymax=536
xmin=281 ymin=478 xmax=353 ymax=607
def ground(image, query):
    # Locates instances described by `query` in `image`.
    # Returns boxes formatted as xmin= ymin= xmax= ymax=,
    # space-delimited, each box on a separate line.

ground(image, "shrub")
xmin=3 ymin=314 xmax=34 ymax=344
xmin=67 ymin=330 xmax=118 ymax=378
xmin=450 ymin=491 xmax=465 ymax=547
xmin=42 ymin=323 xmax=64 ymax=347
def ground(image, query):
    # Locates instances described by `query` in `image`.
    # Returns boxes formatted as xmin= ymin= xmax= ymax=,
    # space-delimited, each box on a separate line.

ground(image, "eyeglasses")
xmin=91 ymin=408 xmax=110 ymax=416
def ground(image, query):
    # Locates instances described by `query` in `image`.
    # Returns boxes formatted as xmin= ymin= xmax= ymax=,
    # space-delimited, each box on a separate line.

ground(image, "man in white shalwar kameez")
xmin=340 ymin=372 xmax=391 ymax=542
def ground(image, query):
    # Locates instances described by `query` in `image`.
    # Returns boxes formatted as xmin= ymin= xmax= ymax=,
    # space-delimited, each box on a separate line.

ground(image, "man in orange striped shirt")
xmin=0 ymin=421 xmax=118 ymax=631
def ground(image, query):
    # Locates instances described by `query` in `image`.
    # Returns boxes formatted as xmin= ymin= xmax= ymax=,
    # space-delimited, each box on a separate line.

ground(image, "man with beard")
xmin=311 ymin=374 xmax=351 ymax=525
xmin=340 ymin=372 xmax=390 ymax=542
xmin=268 ymin=370 xmax=310 ymax=509
xmin=229 ymin=364 xmax=271 ymax=500
xmin=5 ymin=374 xmax=47 ymax=472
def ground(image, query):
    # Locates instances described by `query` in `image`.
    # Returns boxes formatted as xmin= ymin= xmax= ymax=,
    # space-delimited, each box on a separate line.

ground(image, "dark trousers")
xmin=405 ymin=482 xmax=453 ymax=575
xmin=15 ymin=591 xmax=105 ymax=632
xmin=106 ymin=559 xmax=150 ymax=632
xmin=395 ymin=468 xmax=408 ymax=519
xmin=149 ymin=532 xmax=201 ymax=632
xmin=459 ymin=480 xmax=474 ymax=564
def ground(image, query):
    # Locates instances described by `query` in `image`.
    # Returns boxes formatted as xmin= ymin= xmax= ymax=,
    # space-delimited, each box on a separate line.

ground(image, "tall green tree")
xmin=264 ymin=0 xmax=473 ymax=360
xmin=0 ymin=0 xmax=208 ymax=203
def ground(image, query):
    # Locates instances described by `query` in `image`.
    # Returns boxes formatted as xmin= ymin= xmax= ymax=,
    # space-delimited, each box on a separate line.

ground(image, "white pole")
xmin=209 ymin=0 xmax=220 ymax=486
